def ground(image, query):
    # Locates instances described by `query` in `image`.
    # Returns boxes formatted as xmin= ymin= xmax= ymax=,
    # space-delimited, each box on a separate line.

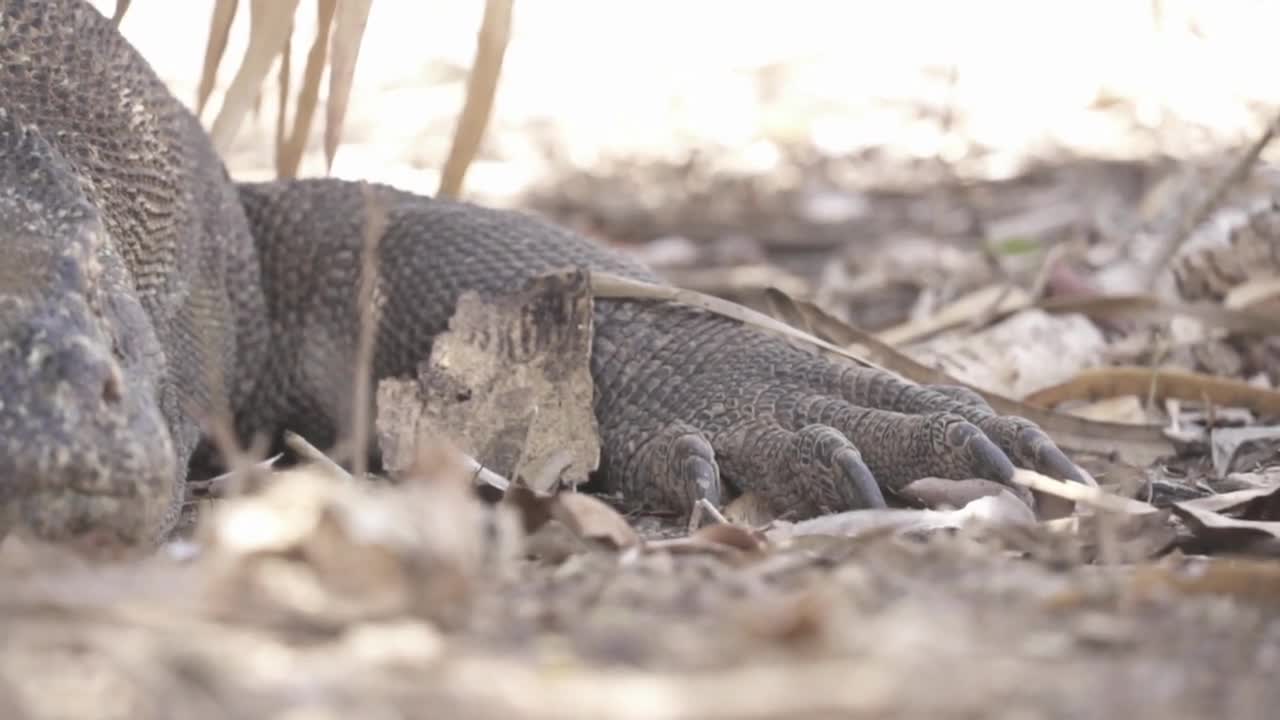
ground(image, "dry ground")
xmin=7 ymin=3 xmax=1280 ymax=718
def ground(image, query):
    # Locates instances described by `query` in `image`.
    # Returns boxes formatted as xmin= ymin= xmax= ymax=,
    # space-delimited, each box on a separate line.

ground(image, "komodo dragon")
xmin=0 ymin=0 xmax=1083 ymax=550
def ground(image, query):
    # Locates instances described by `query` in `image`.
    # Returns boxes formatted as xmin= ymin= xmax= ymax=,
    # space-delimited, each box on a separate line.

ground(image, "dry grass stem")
xmin=324 ymin=0 xmax=374 ymax=171
xmin=209 ymin=0 xmax=300 ymax=152
xmin=348 ymin=182 xmax=389 ymax=478
xmin=196 ymin=0 xmax=240 ymax=117
xmin=437 ymin=0 xmax=513 ymax=197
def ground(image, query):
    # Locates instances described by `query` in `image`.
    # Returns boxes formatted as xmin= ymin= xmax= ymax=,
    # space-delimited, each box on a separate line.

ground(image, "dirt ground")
xmin=7 ymin=3 xmax=1280 ymax=719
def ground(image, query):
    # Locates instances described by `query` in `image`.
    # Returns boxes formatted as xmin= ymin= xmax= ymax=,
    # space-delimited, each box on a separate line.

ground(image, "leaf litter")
xmin=11 ymin=178 xmax=1280 ymax=717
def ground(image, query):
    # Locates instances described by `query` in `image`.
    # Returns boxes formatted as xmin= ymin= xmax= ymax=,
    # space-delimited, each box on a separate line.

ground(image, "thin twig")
xmin=1142 ymin=111 xmax=1280 ymax=289
xmin=284 ymin=431 xmax=353 ymax=482
xmin=348 ymin=182 xmax=389 ymax=478
xmin=196 ymin=453 xmax=283 ymax=498
xmin=461 ymin=454 xmax=510 ymax=491
xmin=698 ymin=497 xmax=729 ymax=525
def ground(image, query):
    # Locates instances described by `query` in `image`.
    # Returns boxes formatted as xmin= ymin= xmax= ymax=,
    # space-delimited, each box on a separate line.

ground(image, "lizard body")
xmin=0 ymin=0 xmax=1080 ymax=548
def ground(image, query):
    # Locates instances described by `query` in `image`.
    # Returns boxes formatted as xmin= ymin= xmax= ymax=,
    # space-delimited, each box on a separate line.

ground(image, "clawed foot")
xmin=600 ymin=320 xmax=1085 ymax=521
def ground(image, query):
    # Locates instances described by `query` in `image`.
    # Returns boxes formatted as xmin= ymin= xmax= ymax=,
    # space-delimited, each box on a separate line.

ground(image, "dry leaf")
xmin=438 ymin=0 xmax=513 ymax=197
xmin=876 ymin=283 xmax=1031 ymax=347
xmin=1224 ymin=277 xmax=1280 ymax=310
xmin=1024 ymin=367 xmax=1280 ymax=418
xmin=1210 ymin=426 xmax=1280 ymax=478
xmin=895 ymin=477 xmax=1031 ymax=512
xmin=375 ymin=269 xmax=600 ymax=493
xmin=550 ymin=493 xmax=639 ymax=551
xmin=1130 ymin=556 xmax=1280 ymax=606
xmin=908 ymin=310 xmax=1106 ymax=401
xmin=501 ymin=482 xmax=555 ymax=535
xmin=723 ymin=492 xmax=776 ymax=527
xmin=1176 ymin=484 xmax=1280 ymax=520
xmin=688 ymin=523 xmax=768 ymax=554
xmin=325 ymin=0 xmax=374 ymax=171
xmin=764 ymin=494 xmax=1034 ymax=543
xmin=1065 ymin=396 xmax=1150 ymax=424
xmin=209 ymin=0 xmax=300 ymax=152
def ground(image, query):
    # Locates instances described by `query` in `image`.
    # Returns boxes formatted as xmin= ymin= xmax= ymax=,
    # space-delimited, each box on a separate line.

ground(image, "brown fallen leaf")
xmin=1210 ymin=426 xmax=1280 ymax=478
xmin=643 ymin=525 xmax=766 ymax=562
xmin=1176 ymin=484 xmax=1280 ymax=520
xmin=1224 ymin=277 xmax=1280 ymax=310
xmin=723 ymin=492 xmax=776 ymax=527
xmin=876 ymin=283 xmax=1031 ymax=347
xmin=501 ymin=481 xmax=555 ymax=535
xmin=736 ymin=589 xmax=834 ymax=648
xmin=764 ymin=493 xmax=1036 ymax=543
xmin=688 ymin=523 xmax=769 ymax=554
xmin=376 ymin=269 xmax=600 ymax=494
xmin=895 ymin=477 xmax=1031 ymax=511
xmin=1129 ymin=555 xmax=1280 ymax=607
xmin=1024 ymin=366 xmax=1280 ymax=418
xmin=1064 ymin=395 xmax=1150 ymax=424
xmin=550 ymin=492 xmax=640 ymax=551
xmin=1171 ymin=499 xmax=1280 ymax=556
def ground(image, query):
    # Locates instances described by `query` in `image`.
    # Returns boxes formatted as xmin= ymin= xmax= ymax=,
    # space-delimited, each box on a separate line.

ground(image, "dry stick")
xmin=1141 ymin=111 xmax=1280 ymax=290
xmin=283 ymin=431 xmax=353 ymax=481
xmin=348 ymin=182 xmax=389 ymax=478
xmin=698 ymin=497 xmax=729 ymax=525
xmin=198 ymin=454 xmax=283 ymax=498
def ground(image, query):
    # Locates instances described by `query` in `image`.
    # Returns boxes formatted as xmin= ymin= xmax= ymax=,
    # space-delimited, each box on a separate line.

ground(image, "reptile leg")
xmin=236 ymin=179 xmax=1087 ymax=522
xmin=612 ymin=421 xmax=722 ymax=512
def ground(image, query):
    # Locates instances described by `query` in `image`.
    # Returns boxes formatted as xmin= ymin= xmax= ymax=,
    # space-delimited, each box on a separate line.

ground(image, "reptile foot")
xmin=622 ymin=421 xmax=723 ymax=512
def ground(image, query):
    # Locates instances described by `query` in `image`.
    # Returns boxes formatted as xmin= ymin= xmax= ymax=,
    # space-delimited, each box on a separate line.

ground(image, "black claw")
xmin=967 ymin=433 xmax=1016 ymax=484
xmin=835 ymin=448 xmax=886 ymax=508
xmin=684 ymin=455 xmax=722 ymax=506
xmin=1022 ymin=429 xmax=1086 ymax=485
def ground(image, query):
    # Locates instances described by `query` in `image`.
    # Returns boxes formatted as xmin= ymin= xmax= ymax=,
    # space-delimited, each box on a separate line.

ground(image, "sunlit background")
xmin=94 ymin=0 xmax=1280 ymax=206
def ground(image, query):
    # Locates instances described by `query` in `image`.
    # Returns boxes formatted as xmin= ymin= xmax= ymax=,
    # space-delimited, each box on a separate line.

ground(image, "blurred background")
xmin=90 ymin=0 xmax=1280 ymax=404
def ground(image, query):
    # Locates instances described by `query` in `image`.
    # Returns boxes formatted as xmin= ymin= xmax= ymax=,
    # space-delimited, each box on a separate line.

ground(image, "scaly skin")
xmin=238 ymin=180 xmax=1084 ymax=520
xmin=0 ymin=0 xmax=1083 ymax=549
xmin=0 ymin=0 xmax=266 ymax=548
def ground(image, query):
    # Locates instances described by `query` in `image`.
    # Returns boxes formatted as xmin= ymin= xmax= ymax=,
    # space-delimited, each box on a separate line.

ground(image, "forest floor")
xmin=8 ymin=4 xmax=1280 ymax=718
